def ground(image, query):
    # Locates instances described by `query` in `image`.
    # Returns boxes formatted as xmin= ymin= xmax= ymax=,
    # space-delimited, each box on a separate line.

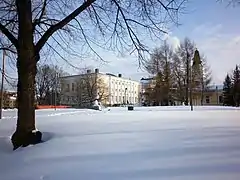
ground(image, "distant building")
xmin=140 ymin=76 xmax=224 ymax=106
xmin=192 ymin=85 xmax=223 ymax=106
xmin=0 ymin=91 xmax=17 ymax=108
xmin=60 ymin=69 xmax=140 ymax=107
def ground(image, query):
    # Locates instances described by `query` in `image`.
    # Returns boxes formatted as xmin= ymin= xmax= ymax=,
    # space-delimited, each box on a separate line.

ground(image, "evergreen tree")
xmin=223 ymin=74 xmax=234 ymax=106
xmin=232 ymin=65 xmax=240 ymax=106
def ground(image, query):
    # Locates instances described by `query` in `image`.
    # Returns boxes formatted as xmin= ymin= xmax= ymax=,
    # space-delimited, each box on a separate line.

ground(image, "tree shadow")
xmin=0 ymin=132 xmax=54 ymax=153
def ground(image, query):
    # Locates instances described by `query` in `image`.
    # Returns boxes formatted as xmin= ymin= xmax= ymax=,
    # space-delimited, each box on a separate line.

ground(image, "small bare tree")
xmin=76 ymin=73 xmax=109 ymax=107
xmin=173 ymin=37 xmax=195 ymax=105
xmin=145 ymin=41 xmax=175 ymax=105
xmin=36 ymin=64 xmax=68 ymax=105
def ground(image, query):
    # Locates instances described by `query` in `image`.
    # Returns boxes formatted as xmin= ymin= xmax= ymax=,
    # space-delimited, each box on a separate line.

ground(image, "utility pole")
xmin=189 ymin=62 xmax=193 ymax=111
xmin=125 ymin=88 xmax=127 ymax=105
xmin=54 ymin=72 xmax=58 ymax=110
xmin=0 ymin=50 xmax=6 ymax=119
xmin=200 ymin=63 xmax=204 ymax=106
xmin=185 ymin=52 xmax=190 ymax=106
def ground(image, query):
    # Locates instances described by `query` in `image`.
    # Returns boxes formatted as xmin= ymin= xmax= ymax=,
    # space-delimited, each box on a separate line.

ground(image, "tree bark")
xmin=11 ymin=0 xmax=40 ymax=149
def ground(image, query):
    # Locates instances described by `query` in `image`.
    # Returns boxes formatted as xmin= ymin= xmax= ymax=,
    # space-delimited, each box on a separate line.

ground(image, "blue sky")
xmin=63 ymin=0 xmax=240 ymax=85
xmin=1 ymin=0 xmax=240 ymax=89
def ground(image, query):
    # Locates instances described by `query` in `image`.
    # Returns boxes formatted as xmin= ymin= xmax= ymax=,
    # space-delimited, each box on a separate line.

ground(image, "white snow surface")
xmin=0 ymin=106 xmax=240 ymax=180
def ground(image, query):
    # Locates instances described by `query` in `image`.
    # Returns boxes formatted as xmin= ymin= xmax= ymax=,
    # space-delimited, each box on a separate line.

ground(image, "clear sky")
xmin=65 ymin=0 xmax=240 ymax=85
xmin=1 ymin=0 xmax=240 ymax=89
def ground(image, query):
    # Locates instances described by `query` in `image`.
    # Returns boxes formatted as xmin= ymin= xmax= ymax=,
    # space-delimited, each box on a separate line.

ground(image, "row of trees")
xmin=143 ymin=38 xmax=212 ymax=106
xmin=35 ymin=64 xmax=68 ymax=106
xmin=223 ymin=65 xmax=240 ymax=107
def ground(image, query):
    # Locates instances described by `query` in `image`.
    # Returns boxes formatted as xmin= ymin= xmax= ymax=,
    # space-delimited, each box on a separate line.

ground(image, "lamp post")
xmin=54 ymin=72 xmax=58 ymax=110
xmin=0 ymin=50 xmax=6 ymax=119
xmin=125 ymin=88 xmax=127 ymax=105
xmin=189 ymin=62 xmax=193 ymax=111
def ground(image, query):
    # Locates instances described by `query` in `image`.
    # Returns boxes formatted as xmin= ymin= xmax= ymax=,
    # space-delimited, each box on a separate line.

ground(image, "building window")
xmin=66 ymin=84 xmax=70 ymax=92
xmin=206 ymin=96 xmax=210 ymax=104
xmin=72 ymin=83 xmax=75 ymax=91
xmin=219 ymin=95 xmax=223 ymax=103
xmin=116 ymin=96 xmax=118 ymax=102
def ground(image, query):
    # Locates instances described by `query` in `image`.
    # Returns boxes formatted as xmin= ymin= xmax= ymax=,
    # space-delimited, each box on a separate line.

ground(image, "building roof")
xmin=141 ymin=77 xmax=154 ymax=81
xmin=207 ymin=85 xmax=223 ymax=90
xmin=60 ymin=72 xmax=139 ymax=83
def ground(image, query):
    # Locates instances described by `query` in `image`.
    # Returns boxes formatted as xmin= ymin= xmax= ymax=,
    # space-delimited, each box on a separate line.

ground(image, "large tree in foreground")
xmin=0 ymin=0 xmax=186 ymax=149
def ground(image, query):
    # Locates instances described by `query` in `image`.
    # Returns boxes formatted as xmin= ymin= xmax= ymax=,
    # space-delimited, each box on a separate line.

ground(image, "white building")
xmin=60 ymin=69 xmax=140 ymax=106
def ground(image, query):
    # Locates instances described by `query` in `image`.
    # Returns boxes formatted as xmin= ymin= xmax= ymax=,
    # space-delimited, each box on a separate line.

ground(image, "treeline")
xmin=35 ymin=64 xmax=69 ymax=105
xmin=223 ymin=65 xmax=240 ymax=107
xmin=144 ymin=37 xmax=212 ymax=106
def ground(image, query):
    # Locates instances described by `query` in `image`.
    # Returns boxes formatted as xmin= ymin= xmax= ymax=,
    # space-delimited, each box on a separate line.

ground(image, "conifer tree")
xmin=223 ymin=74 xmax=234 ymax=106
xmin=232 ymin=65 xmax=240 ymax=106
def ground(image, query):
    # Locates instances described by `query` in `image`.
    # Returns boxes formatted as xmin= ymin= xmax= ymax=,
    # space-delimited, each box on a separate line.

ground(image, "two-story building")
xmin=60 ymin=69 xmax=140 ymax=107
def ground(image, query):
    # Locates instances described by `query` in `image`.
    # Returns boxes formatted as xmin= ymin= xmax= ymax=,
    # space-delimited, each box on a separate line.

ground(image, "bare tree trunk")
xmin=185 ymin=56 xmax=189 ymax=105
xmin=11 ymin=52 xmax=39 ymax=149
xmin=11 ymin=0 xmax=40 ymax=150
xmin=200 ymin=65 xmax=204 ymax=105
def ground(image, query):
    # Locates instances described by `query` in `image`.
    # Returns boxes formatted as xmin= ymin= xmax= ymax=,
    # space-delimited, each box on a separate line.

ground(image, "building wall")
xmin=60 ymin=70 xmax=140 ymax=106
xmin=60 ymin=75 xmax=80 ymax=106
xmin=193 ymin=90 xmax=223 ymax=106
xmin=107 ymin=74 xmax=140 ymax=105
xmin=0 ymin=91 xmax=17 ymax=108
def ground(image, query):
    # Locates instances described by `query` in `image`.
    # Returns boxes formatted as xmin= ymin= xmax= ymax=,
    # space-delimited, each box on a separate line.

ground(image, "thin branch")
xmin=36 ymin=0 xmax=96 ymax=52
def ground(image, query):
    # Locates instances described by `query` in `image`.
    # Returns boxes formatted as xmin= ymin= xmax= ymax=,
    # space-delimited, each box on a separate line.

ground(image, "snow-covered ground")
xmin=0 ymin=106 xmax=240 ymax=180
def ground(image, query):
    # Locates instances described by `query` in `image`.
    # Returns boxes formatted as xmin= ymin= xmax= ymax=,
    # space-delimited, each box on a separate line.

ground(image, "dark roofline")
xmin=141 ymin=77 xmax=154 ymax=81
xmin=60 ymin=72 xmax=139 ymax=83
xmin=60 ymin=72 xmax=105 ymax=79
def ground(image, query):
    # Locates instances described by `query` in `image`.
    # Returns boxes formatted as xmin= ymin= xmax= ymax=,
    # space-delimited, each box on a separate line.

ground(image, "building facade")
xmin=140 ymin=77 xmax=224 ymax=106
xmin=192 ymin=85 xmax=223 ymax=106
xmin=60 ymin=69 xmax=140 ymax=107
xmin=0 ymin=91 xmax=17 ymax=109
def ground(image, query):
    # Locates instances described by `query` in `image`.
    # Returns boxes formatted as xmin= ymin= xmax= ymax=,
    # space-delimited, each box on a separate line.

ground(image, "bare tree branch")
xmin=0 ymin=23 xmax=18 ymax=48
xmin=36 ymin=0 xmax=96 ymax=52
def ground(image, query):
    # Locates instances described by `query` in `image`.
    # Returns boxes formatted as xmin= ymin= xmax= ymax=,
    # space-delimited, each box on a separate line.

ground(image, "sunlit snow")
xmin=0 ymin=106 xmax=240 ymax=180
